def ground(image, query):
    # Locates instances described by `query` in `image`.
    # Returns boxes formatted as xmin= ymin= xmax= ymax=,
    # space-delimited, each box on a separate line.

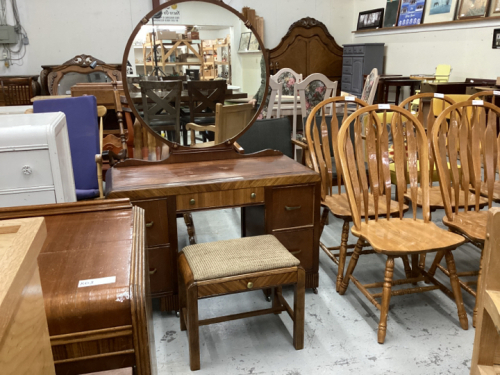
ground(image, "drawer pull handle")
xmin=189 ymin=199 xmax=196 ymax=205
xmin=285 ymin=206 xmax=301 ymax=211
xmin=250 ymin=193 xmax=256 ymax=199
xmin=290 ymin=250 xmax=302 ymax=256
xmin=247 ymin=282 xmax=254 ymax=289
xmin=146 ymin=221 xmax=154 ymax=228
xmin=149 ymin=268 xmax=157 ymax=275
xmin=22 ymin=165 xmax=32 ymax=175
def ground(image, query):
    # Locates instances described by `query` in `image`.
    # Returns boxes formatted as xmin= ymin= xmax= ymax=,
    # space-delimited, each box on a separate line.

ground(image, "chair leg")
xmin=378 ymin=256 xmax=395 ymax=344
xmin=272 ymin=286 xmax=282 ymax=315
xmin=473 ymin=247 xmax=485 ymax=328
xmin=186 ymin=284 xmax=200 ymax=371
xmin=401 ymin=255 xmax=412 ymax=280
xmin=338 ymin=238 xmax=363 ymax=295
xmin=444 ymin=250 xmax=469 ymax=330
xmin=319 ymin=208 xmax=329 ymax=237
xmin=336 ymin=220 xmax=350 ymax=292
xmin=179 ymin=271 xmax=187 ymax=332
xmin=427 ymin=250 xmax=445 ymax=278
xmin=183 ymin=213 xmax=197 ymax=245
xmin=293 ymin=268 xmax=305 ymax=350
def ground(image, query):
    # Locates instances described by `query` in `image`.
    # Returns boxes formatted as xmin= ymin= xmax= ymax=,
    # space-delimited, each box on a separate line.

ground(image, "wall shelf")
xmin=353 ymin=15 xmax=500 ymax=37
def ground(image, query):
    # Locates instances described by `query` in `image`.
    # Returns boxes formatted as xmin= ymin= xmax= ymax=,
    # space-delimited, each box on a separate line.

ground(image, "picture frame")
xmin=384 ymin=0 xmax=401 ymax=28
xmin=493 ymin=29 xmax=500 ymax=49
xmin=457 ymin=0 xmax=490 ymax=19
xmin=238 ymin=32 xmax=251 ymax=52
xmin=357 ymin=8 xmax=385 ymax=30
xmin=423 ymin=0 xmax=459 ymax=23
xmin=491 ymin=0 xmax=500 ymax=13
xmin=398 ymin=0 xmax=427 ymax=26
xmin=248 ymin=33 xmax=260 ymax=51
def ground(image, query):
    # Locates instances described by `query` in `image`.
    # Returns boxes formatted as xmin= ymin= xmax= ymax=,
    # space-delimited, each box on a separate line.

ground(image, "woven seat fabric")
xmin=182 ymin=235 xmax=300 ymax=281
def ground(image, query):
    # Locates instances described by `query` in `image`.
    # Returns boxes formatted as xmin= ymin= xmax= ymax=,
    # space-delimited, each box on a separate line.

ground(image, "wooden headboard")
xmin=267 ymin=17 xmax=343 ymax=85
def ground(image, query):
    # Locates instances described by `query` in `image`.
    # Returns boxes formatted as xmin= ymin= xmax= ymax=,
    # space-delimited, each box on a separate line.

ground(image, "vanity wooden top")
xmin=105 ymin=155 xmax=320 ymax=199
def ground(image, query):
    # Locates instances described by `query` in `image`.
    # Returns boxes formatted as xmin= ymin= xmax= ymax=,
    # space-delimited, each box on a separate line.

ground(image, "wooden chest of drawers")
xmin=0 ymin=199 xmax=155 ymax=375
xmin=105 ymin=153 xmax=321 ymax=311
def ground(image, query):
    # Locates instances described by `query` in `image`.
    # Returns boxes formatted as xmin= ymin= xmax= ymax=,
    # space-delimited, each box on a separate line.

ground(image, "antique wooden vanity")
xmin=105 ymin=0 xmax=321 ymax=312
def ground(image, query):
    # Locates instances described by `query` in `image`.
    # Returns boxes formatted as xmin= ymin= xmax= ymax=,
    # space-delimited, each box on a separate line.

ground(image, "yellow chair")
xmin=411 ymin=64 xmax=452 ymax=111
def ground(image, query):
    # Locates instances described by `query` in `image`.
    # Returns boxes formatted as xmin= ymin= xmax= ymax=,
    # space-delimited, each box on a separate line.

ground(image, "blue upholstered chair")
xmin=33 ymin=96 xmax=102 ymax=200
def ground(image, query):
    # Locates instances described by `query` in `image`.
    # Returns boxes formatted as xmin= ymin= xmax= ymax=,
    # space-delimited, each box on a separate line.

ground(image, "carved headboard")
xmin=40 ymin=55 xmax=122 ymax=95
xmin=267 ymin=17 xmax=343 ymax=86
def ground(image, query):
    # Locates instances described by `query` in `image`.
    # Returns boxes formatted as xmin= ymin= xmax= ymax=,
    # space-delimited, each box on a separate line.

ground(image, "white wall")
xmin=352 ymin=0 xmax=500 ymax=81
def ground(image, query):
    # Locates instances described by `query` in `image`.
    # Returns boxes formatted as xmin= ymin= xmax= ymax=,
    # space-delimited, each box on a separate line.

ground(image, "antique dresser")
xmin=0 ymin=113 xmax=76 ymax=207
xmin=0 ymin=199 xmax=155 ymax=375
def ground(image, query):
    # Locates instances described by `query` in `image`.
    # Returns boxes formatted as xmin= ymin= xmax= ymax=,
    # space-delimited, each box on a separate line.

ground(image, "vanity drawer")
xmin=343 ymin=57 xmax=353 ymax=67
xmin=353 ymin=46 xmax=365 ymax=54
xmin=148 ymin=245 xmax=175 ymax=295
xmin=270 ymin=185 xmax=314 ymax=229
xmin=344 ymin=46 xmax=354 ymax=54
xmin=341 ymin=82 xmax=352 ymax=92
xmin=342 ymin=74 xmax=352 ymax=84
xmin=342 ymin=65 xmax=352 ymax=75
xmin=134 ymin=199 xmax=169 ymax=247
xmin=273 ymin=228 xmax=314 ymax=270
xmin=0 ymin=149 xmax=54 ymax=190
xmin=177 ymin=187 xmax=264 ymax=211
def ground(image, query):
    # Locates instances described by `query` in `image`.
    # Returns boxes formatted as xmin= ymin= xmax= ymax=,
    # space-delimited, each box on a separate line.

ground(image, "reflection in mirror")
xmin=59 ymin=72 xmax=109 ymax=95
xmin=126 ymin=1 xmax=264 ymax=147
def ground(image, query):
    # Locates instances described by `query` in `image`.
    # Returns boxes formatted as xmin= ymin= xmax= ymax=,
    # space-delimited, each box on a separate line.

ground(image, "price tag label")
xmin=378 ymin=104 xmax=391 ymax=110
xmin=472 ymin=100 xmax=484 ymax=106
xmin=494 ymin=91 xmax=500 ymax=96
xmin=345 ymin=96 xmax=356 ymax=102
xmin=78 ymin=276 xmax=116 ymax=288
xmin=434 ymin=93 xmax=444 ymax=98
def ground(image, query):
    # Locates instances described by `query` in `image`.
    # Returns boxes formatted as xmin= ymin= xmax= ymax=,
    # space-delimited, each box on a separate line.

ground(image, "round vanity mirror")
xmin=123 ymin=0 xmax=267 ymax=149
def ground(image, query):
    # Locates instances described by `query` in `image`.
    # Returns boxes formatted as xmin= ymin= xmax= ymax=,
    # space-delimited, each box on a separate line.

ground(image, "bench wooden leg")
xmin=378 ymin=256 xmax=394 ymax=344
xmin=293 ymin=268 xmax=305 ymax=350
xmin=445 ymin=250 xmax=469 ymax=330
xmin=187 ymin=284 xmax=200 ymax=371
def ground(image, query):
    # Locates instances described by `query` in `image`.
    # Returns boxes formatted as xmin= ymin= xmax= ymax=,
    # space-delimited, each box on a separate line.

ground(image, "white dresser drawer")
xmin=0 ymin=149 xmax=54 ymax=190
xmin=0 ymin=189 xmax=56 ymax=208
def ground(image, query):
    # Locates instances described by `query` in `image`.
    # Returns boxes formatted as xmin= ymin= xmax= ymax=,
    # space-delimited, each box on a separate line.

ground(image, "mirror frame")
xmin=122 ymin=0 xmax=269 ymax=153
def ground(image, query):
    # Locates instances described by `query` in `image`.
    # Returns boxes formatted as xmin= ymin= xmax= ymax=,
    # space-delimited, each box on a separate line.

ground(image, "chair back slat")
xmin=447 ymin=114 xmax=461 ymax=213
xmin=459 ymin=113 xmax=471 ymax=215
xmin=365 ymin=114 xmax=379 ymax=221
xmin=406 ymin=120 xmax=418 ymax=219
xmin=471 ymin=110 xmax=482 ymax=212
xmin=330 ymin=109 xmax=343 ymax=194
xmin=485 ymin=111 xmax=497 ymax=208
xmin=312 ymin=119 xmax=329 ymax=200
xmin=379 ymin=111 xmax=392 ymax=221
xmin=320 ymin=110 xmax=333 ymax=196
xmin=353 ymin=116 xmax=370 ymax=221
xmin=391 ymin=113 xmax=406 ymax=218
xmin=345 ymin=132 xmax=362 ymax=216
xmin=427 ymin=100 xmax=436 ymax=187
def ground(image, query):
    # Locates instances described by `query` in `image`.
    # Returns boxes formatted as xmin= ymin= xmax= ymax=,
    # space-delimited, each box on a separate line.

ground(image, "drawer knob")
xmin=149 ymin=268 xmax=157 ymax=275
xmin=189 ymin=199 xmax=196 ymax=205
xmin=146 ymin=221 xmax=154 ymax=228
xmin=250 ymin=193 xmax=256 ymax=199
xmin=22 ymin=165 xmax=32 ymax=175
xmin=247 ymin=282 xmax=254 ymax=289
xmin=285 ymin=205 xmax=301 ymax=211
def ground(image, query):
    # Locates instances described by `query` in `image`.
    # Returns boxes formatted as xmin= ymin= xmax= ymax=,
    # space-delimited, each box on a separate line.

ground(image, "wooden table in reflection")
xmin=127 ymin=89 xmax=247 ymax=103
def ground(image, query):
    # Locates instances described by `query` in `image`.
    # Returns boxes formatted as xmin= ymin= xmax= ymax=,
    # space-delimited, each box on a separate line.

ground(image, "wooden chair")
xmin=265 ymin=68 xmax=303 ymax=119
xmin=470 ymin=207 xmax=500 ymax=375
xmin=178 ymin=235 xmax=304 ymax=371
xmin=306 ymin=96 xmax=407 ymax=292
xmin=293 ymin=73 xmax=338 ymax=159
xmin=183 ymin=80 xmax=227 ymax=145
xmin=397 ymin=93 xmax=488 ymax=212
xmin=1 ymin=77 xmax=34 ymax=105
xmin=430 ymin=100 xmax=500 ymax=327
xmin=337 ymin=104 xmax=468 ymax=343
xmin=187 ymin=103 xmax=253 ymax=147
xmin=139 ymin=80 xmax=182 ymax=144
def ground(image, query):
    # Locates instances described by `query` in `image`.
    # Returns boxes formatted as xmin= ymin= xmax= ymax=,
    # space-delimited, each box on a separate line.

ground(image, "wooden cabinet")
xmin=341 ymin=43 xmax=384 ymax=97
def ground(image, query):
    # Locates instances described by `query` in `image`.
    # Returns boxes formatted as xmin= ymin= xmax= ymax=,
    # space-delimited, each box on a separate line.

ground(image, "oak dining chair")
xmin=430 ymin=100 xmax=500 ymax=327
xmin=1 ymin=77 xmax=34 ymax=106
xmin=337 ymin=104 xmax=468 ymax=343
xmin=306 ymin=96 xmax=406 ymax=292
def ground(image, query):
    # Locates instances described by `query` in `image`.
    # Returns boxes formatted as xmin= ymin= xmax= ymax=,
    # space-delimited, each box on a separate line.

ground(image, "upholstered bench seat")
xmin=182 ymin=235 xmax=300 ymax=281
xmin=178 ymin=234 xmax=305 ymax=371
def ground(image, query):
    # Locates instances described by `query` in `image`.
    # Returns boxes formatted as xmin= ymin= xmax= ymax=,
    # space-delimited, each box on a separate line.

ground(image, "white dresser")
xmin=0 ymin=112 xmax=76 ymax=208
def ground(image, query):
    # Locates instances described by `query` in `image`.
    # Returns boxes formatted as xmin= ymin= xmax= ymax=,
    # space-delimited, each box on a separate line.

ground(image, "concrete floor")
xmin=152 ymin=206 xmax=483 ymax=374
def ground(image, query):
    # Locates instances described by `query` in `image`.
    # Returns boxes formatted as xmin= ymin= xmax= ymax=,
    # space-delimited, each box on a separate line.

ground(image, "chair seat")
xmin=442 ymin=211 xmax=488 ymax=243
xmin=323 ymin=193 xmax=407 ymax=219
xmin=351 ymin=219 xmax=465 ymax=255
xmin=405 ymin=186 xmax=488 ymax=209
xmin=182 ymin=235 xmax=300 ymax=281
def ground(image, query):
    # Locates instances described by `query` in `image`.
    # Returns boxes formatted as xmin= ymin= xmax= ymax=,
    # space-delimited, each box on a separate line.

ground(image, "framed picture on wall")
xmin=493 ymin=29 xmax=500 ymax=49
xmin=491 ymin=0 xmax=500 ymax=13
xmin=248 ymin=33 xmax=261 ymax=51
xmin=398 ymin=0 xmax=427 ymax=26
xmin=457 ymin=0 xmax=490 ymax=19
xmin=238 ymin=32 xmax=251 ymax=52
xmin=384 ymin=0 xmax=401 ymax=27
xmin=357 ymin=8 xmax=385 ymax=30
xmin=423 ymin=0 xmax=459 ymax=23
